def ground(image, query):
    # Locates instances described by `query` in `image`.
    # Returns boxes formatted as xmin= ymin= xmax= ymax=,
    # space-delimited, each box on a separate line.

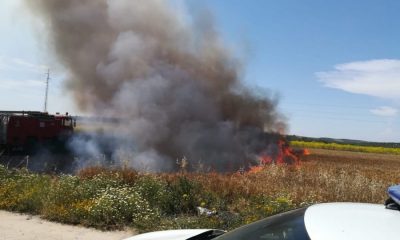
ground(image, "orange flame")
xmin=248 ymin=165 xmax=264 ymax=174
xmin=245 ymin=136 xmax=304 ymax=174
xmin=276 ymin=138 xmax=299 ymax=165
xmin=303 ymin=148 xmax=311 ymax=156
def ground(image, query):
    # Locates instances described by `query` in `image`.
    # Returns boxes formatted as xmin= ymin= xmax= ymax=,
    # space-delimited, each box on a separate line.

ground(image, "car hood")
xmin=304 ymin=203 xmax=400 ymax=240
xmin=123 ymin=229 xmax=223 ymax=240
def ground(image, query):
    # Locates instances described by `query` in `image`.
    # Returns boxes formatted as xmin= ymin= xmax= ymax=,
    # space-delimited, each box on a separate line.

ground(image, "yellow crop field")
xmin=291 ymin=140 xmax=400 ymax=155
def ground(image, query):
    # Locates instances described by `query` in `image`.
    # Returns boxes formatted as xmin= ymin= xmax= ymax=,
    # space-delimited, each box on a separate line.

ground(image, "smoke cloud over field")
xmin=26 ymin=0 xmax=285 ymax=172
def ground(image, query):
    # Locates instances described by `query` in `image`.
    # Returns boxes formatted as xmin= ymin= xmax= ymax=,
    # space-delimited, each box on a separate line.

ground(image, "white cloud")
xmin=370 ymin=106 xmax=398 ymax=117
xmin=317 ymin=59 xmax=400 ymax=100
xmin=0 ymin=56 xmax=47 ymax=93
xmin=12 ymin=58 xmax=48 ymax=72
xmin=0 ymin=60 xmax=7 ymax=70
xmin=0 ymin=56 xmax=47 ymax=72
xmin=1 ymin=78 xmax=44 ymax=90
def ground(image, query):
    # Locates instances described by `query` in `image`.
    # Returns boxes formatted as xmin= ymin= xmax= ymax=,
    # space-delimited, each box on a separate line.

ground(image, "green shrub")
xmin=0 ymin=165 xmax=10 ymax=180
xmin=132 ymin=176 xmax=169 ymax=210
xmin=41 ymin=174 xmax=120 ymax=223
xmin=88 ymin=185 xmax=159 ymax=229
xmin=164 ymin=176 xmax=202 ymax=214
xmin=0 ymin=170 xmax=50 ymax=213
xmin=41 ymin=175 xmax=83 ymax=223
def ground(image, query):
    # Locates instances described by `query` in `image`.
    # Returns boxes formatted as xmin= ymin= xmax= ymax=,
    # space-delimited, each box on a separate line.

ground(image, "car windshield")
xmin=187 ymin=230 xmax=226 ymax=240
xmin=214 ymin=208 xmax=310 ymax=240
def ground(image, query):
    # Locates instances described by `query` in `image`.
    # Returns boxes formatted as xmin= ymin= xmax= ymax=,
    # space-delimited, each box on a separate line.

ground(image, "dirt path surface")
xmin=0 ymin=211 xmax=136 ymax=240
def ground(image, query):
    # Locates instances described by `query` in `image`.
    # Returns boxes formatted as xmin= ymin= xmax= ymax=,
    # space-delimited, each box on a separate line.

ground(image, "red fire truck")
xmin=0 ymin=111 xmax=75 ymax=154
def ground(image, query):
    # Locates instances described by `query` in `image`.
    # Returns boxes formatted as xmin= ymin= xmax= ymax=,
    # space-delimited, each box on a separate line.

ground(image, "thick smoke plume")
xmin=26 ymin=0 xmax=285 ymax=172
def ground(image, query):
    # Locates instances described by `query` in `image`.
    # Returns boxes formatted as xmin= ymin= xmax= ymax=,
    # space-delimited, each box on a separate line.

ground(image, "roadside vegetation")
xmin=291 ymin=140 xmax=400 ymax=155
xmin=0 ymin=148 xmax=399 ymax=232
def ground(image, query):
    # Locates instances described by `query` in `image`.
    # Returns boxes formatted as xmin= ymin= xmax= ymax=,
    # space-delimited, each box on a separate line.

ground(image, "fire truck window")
xmin=40 ymin=122 xmax=45 ymax=128
xmin=64 ymin=119 xmax=72 ymax=127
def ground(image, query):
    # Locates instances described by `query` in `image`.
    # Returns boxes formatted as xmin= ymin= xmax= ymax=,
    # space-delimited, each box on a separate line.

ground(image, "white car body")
xmin=305 ymin=203 xmax=400 ymax=240
xmin=124 ymin=202 xmax=400 ymax=240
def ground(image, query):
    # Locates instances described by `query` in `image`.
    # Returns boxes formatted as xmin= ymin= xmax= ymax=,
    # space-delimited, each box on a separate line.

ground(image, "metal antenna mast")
xmin=44 ymin=69 xmax=50 ymax=112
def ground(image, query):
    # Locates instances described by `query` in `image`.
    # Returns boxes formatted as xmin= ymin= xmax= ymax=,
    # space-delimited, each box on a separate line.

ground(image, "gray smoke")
xmin=26 ymin=0 xmax=285 ymax=172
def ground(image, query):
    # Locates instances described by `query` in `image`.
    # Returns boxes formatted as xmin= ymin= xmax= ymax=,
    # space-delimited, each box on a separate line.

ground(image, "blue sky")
xmin=1 ymin=0 xmax=400 ymax=142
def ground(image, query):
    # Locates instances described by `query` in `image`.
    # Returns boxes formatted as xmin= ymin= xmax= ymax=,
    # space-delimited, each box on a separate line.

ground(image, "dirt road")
xmin=0 ymin=210 xmax=136 ymax=240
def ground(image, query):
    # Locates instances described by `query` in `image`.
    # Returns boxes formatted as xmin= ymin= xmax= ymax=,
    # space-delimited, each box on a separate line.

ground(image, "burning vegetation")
xmin=0 ymin=149 xmax=397 ymax=232
xmin=24 ymin=0 xmax=302 ymax=172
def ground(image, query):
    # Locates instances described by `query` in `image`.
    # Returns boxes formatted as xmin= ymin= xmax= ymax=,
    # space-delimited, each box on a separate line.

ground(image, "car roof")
xmin=304 ymin=202 xmax=400 ymax=240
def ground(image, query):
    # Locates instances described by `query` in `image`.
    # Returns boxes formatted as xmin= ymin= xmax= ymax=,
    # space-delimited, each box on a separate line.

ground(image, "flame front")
xmin=246 ymin=137 xmax=309 ymax=174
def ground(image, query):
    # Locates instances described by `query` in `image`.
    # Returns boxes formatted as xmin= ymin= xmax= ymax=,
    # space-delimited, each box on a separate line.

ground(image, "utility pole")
xmin=44 ymin=69 xmax=50 ymax=113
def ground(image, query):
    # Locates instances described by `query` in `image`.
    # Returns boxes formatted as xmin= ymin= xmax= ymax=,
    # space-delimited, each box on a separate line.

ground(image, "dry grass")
xmin=172 ymin=148 xmax=400 ymax=205
xmin=78 ymin=166 xmax=139 ymax=184
xmin=1 ymin=147 xmax=399 ymax=232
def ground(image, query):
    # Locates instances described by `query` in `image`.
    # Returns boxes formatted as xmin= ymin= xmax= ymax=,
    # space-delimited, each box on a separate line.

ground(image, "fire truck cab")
xmin=0 ymin=111 xmax=75 ymax=153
